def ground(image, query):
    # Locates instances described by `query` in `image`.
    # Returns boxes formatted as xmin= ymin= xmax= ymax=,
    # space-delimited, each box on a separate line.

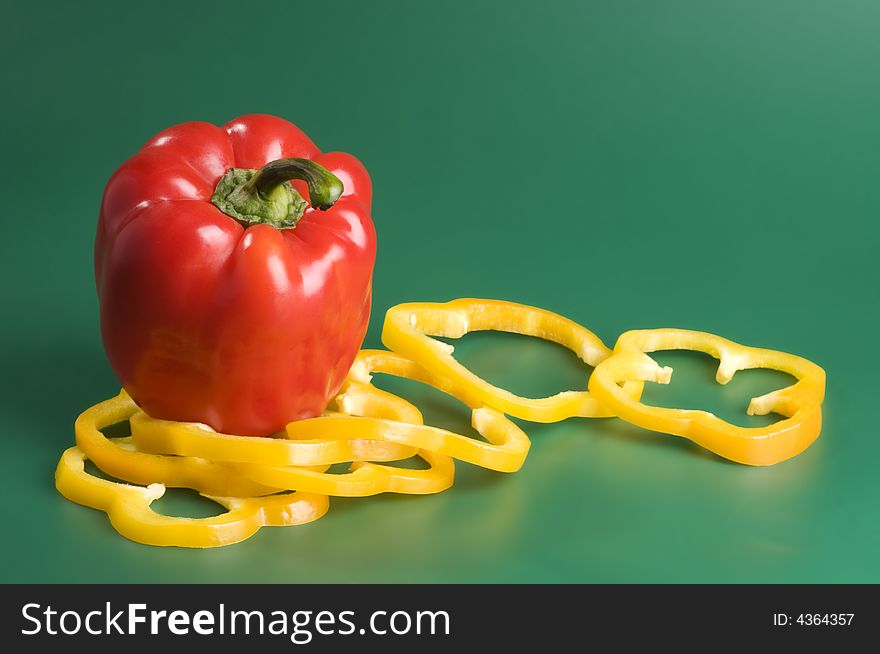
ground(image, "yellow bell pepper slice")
xmin=228 ymin=383 xmax=455 ymax=496
xmin=55 ymin=446 xmax=328 ymax=548
xmin=129 ymin=408 xmax=419 ymax=467
xmin=381 ymin=298 xmax=643 ymax=421
xmin=76 ymin=391 xmax=279 ymax=497
xmin=588 ymin=328 xmax=826 ymax=466
xmin=233 ymin=450 xmax=454 ymax=496
xmin=83 ymin=385 xmax=451 ymax=498
xmin=337 ymin=349 xmax=531 ymax=472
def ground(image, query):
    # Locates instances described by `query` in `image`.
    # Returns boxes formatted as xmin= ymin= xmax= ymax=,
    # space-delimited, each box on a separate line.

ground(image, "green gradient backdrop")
xmin=1 ymin=0 xmax=877 ymax=582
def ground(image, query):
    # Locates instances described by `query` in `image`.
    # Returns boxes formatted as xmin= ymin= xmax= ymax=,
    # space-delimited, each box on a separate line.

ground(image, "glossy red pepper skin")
xmin=95 ymin=115 xmax=376 ymax=436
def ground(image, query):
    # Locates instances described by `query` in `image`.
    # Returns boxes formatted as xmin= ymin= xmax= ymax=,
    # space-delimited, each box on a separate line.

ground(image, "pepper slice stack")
xmin=55 ymin=298 xmax=826 ymax=548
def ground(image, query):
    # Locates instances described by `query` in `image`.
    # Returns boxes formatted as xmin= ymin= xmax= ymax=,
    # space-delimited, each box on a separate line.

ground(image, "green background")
xmin=1 ymin=0 xmax=877 ymax=583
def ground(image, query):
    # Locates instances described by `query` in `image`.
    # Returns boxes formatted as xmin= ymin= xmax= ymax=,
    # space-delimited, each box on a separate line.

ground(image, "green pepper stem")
xmin=211 ymin=158 xmax=344 ymax=230
xmin=247 ymin=158 xmax=343 ymax=211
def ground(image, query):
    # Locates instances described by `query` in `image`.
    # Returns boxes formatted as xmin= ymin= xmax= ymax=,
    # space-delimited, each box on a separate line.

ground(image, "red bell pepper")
xmin=95 ymin=114 xmax=376 ymax=436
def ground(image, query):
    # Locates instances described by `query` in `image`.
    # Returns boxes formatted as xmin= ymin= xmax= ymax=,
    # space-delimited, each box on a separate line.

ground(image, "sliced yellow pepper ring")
xmin=55 ymin=446 xmax=328 ymax=548
xmin=76 ymin=391 xmax=279 ymax=497
xmin=233 ymin=451 xmax=454 ymax=496
xmin=129 ymin=409 xmax=420 ymax=467
xmin=231 ymin=383 xmax=455 ymax=496
xmin=588 ymin=328 xmax=826 ymax=466
xmin=381 ymin=298 xmax=643 ymax=421
xmin=338 ymin=349 xmax=531 ymax=472
xmin=83 ymin=385 xmax=450 ymax=497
